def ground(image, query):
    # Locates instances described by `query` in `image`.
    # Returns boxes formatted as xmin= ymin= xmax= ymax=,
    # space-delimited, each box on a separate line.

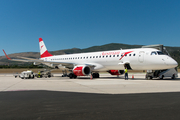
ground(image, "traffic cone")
xmin=90 ymin=75 xmax=93 ymax=80
xmin=132 ymin=75 xmax=134 ymax=79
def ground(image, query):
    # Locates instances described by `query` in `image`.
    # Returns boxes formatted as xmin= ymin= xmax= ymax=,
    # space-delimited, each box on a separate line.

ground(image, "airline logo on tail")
xmin=39 ymin=38 xmax=53 ymax=58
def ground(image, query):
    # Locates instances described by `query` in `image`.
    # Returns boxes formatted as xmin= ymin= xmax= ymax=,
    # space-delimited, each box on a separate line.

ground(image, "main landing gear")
xmin=69 ymin=73 xmax=77 ymax=79
xmin=92 ymin=73 xmax=100 ymax=78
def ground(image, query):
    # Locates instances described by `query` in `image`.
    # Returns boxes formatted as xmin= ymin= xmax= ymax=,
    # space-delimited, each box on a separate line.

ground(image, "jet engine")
xmin=73 ymin=65 xmax=91 ymax=76
xmin=108 ymin=70 xmax=124 ymax=75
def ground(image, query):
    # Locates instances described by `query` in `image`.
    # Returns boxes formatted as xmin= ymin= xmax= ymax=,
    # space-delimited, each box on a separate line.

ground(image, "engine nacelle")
xmin=108 ymin=70 xmax=124 ymax=75
xmin=73 ymin=65 xmax=91 ymax=76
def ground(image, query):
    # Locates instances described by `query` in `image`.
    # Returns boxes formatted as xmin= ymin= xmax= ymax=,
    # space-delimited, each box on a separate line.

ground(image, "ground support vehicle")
xmin=19 ymin=71 xmax=35 ymax=79
xmin=146 ymin=68 xmax=178 ymax=80
xmin=35 ymin=69 xmax=53 ymax=78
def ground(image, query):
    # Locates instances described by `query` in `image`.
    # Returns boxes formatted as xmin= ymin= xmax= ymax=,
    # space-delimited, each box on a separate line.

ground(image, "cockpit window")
xmin=151 ymin=51 xmax=165 ymax=55
xmin=151 ymin=51 xmax=157 ymax=55
xmin=157 ymin=51 xmax=165 ymax=55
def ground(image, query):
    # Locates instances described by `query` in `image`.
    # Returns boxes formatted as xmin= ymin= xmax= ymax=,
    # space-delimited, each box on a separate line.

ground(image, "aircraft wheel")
xmin=92 ymin=73 xmax=96 ymax=78
xmin=73 ymin=75 xmax=77 ymax=79
xmin=69 ymin=73 xmax=77 ymax=79
xmin=171 ymin=74 xmax=175 ymax=79
xmin=92 ymin=73 xmax=99 ymax=78
xmin=160 ymin=75 xmax=164 ymax=80
xmin=146 ymin=75 xmax=152 ymax=80
xmin=96 ymin=73 xmax=99 ymax=78
xmin=69 ymin=73 xmax=73 ymax=79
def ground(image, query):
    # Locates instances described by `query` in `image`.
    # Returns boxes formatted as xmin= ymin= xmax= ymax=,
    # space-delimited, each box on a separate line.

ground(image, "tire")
xmin=92 ymin=73 xmax=96 ymax=78
xmin=160 ymin=75 xmax=164 ymax=80
xmin=73 ymin=75 xmax=77 ymax=79
xmin=69 ymin=73 xmax=73 ymax=79
xmin=146 ymin=75 xmax=148 ymax=80
xmin=92 ymin=73 xmax=99 ymax=78
xmin=171 ymin=75 xmax=175 ymax=79
xmin=96 ymin=73 xmax=99 ymax=78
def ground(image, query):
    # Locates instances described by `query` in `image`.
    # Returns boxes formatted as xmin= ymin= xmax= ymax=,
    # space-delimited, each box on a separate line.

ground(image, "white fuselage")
xmin=40 ymin=48 xmax=178 ymax=71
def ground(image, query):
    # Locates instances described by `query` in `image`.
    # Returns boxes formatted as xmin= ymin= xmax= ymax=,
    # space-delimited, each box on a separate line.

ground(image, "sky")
xmin=0 ymin=0 xmax=180 ymax=56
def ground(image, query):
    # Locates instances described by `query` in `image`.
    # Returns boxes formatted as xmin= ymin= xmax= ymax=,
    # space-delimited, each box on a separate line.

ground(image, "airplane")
xmin=3 ymin=38 xmax=178 ymax=79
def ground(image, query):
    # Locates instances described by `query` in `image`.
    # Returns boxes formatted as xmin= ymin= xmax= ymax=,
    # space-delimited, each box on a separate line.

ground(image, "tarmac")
xmin=1 ymin=73 xmax=180 ymax=120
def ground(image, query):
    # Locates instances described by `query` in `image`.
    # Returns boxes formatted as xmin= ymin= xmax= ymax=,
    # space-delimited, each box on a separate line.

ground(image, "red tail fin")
xmin=39 ymin=38 xmax=53 ymax=58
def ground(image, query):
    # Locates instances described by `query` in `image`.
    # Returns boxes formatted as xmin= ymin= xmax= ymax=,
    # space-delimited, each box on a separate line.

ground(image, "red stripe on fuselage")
xmin=119 ymin=51 xmax=133 ymax=60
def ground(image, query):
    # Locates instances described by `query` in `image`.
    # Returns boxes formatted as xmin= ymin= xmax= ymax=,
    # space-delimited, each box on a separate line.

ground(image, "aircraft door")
xmin=138 ymin=51 xmax=144 ymax=63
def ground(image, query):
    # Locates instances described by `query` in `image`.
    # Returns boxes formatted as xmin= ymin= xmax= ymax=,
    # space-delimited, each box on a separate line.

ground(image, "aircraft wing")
xmin=3 ymin=49 xmax=43 ymax=62
xmin=16 ymin=56 xmax=42 ymax=61
xmin=2 ymin=50 xmax=96 ymax=69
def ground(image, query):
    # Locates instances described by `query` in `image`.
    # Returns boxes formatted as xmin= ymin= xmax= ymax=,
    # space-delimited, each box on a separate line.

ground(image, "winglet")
xmin=2 ymin=49 xmax=11 ymax=60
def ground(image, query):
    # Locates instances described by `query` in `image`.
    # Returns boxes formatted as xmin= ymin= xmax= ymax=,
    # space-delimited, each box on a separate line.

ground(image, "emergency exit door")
xmin=138 ymin=51 xmax=144 ymax=63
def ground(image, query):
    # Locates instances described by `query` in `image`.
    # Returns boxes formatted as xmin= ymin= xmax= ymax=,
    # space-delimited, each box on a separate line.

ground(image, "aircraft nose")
xmin=172 ymin=60 xmax=178 ymax=68
xmin=166 ymin=57 xmax=178 ymax=68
